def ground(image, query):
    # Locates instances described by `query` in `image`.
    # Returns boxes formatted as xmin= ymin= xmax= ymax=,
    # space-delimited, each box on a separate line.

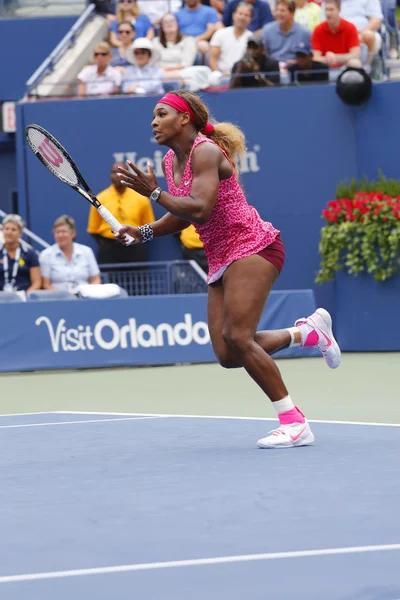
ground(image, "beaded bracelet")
xmin=138 ymin=224 xmax=154 ymax=243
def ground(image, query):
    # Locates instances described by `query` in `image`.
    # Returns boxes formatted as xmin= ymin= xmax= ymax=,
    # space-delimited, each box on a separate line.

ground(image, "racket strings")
xmin=26 ymin=127 xmax=78 ymax=187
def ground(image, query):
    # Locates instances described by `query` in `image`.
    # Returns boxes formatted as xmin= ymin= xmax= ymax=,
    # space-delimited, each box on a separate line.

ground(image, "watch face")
xmin=151 ymin=188 xmax=160 ymax=201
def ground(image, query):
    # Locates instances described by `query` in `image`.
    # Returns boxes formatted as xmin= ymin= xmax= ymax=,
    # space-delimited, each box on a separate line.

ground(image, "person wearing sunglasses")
xmin=77 ymin=42 xmax=122 ymax=97
xmin=109 ymin=0 xmax=154 ymax=48
xmin=121 ymin=38 xmax=164 ymax=95
xmin=111 ymin=21 xmax=136 ymax=68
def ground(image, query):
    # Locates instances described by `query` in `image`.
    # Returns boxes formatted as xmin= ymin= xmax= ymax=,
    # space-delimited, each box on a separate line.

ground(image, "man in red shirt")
xmin=311 ymin=0 xmax=361 ymax=70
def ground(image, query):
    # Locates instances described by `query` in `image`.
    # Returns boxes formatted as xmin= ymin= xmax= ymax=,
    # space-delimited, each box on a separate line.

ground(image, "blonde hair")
xmin=117 ymin=0 xmax=140 ymax=23
xmin=53 ymin=215 xmax=76 ymax=233
xmin=169 ymin=91 xmax=246 ymax=175
xmin=93 ymin=41 xmax=112 ymax=60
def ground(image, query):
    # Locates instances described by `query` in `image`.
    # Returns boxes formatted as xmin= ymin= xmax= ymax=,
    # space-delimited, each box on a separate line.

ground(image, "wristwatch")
xmin=150 ymin=187 xmax=162 ymax=203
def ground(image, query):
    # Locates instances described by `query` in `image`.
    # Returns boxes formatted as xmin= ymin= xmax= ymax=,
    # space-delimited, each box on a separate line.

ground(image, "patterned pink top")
xmin=164 ymin=136 xmax=279 ymax=283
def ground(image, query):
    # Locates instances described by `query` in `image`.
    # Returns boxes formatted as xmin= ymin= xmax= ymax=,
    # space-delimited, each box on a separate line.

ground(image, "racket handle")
xmin=97 ymin=205 xmax=136 ymax=245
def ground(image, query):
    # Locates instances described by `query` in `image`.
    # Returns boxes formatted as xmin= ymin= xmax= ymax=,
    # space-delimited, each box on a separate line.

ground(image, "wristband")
xmin=138 ymin=224 xmax=154 ymax=243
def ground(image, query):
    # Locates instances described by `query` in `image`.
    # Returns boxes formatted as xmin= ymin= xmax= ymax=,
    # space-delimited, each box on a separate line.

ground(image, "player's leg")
xmin=208 ymin=262 xmax=340 ymax=370
xmin=220 ymin=254 xmax=314 ymax=448
xmin=207 ymin=280 xmax=242 ymax=369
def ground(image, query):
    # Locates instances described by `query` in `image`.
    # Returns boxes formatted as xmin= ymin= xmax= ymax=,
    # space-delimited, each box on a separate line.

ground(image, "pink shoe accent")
xmin=279 ymin=407 xmax=306 ymax=425
xmin=303 ymin=329 xmax=319 ymax=348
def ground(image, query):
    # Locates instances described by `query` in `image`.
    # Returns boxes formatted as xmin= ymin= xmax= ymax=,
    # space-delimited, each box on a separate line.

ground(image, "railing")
xmin=100 ymin=260 xmax=207 ymax=296
xmin=25 ymin=2 xmax=95 ymax=96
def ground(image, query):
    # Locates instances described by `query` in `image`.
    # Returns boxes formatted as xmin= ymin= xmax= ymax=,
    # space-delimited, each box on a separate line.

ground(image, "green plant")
xmin=316 ymin=173 xmax=400 ymax=283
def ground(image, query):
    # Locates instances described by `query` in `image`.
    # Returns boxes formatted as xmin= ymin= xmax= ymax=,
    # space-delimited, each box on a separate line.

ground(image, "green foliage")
xmin=316 ymin=174 xmax=400 ymax=283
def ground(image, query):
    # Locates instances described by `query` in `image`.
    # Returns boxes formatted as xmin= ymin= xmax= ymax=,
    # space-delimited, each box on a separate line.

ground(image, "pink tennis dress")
xmin=164 ymin=136 xmax=280 ymax=284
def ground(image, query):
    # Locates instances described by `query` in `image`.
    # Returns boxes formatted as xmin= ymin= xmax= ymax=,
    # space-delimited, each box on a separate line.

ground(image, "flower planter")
xmin=335 ymin=270 xmax=400 ymax=351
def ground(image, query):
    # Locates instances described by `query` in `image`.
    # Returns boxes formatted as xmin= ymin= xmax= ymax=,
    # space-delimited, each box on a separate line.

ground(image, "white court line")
xmin=0 ymin=416 xmax=165 ymax=430
xmin=0 ymin=412 xmax=56 ymax=418
xmin=54 ymin=411 xmax=400 ymax=428
xmin=0 ymin=543 xmax=399 ymax=584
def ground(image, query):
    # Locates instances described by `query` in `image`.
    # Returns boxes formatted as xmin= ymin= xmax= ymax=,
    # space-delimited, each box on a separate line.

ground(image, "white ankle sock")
xmin=287 ymin=327 xmax=301 ymax=348
xmin=272 ymin=395 xmax=295 ymax=415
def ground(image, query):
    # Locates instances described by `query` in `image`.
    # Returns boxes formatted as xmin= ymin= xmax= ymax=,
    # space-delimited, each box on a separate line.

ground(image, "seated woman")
xmin=109 ymin=0 xmax=153 ymax=48
xmin=153 ymin=14 xmax=212 ymax=92
xmin=39 ymin=215 xmax=101 ymax=292
xmin=111 ymin=21 xmax=136 ymax=69
xmin=122 ymin=38 xmax=164 ymax=95
xmin=0 ymin=214 xmax=41 ymax=293
xmin=77 ymin=42 xmax=121 ymax=97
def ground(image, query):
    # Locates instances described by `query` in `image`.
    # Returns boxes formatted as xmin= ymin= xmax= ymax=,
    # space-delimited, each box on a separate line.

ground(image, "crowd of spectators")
xmin=78 ymin=0 xmax=396 ymax=95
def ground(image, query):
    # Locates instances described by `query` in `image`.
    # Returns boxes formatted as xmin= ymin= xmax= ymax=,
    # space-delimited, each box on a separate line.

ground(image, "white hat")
xmin=126 ymin=38 xmax=161 ymax=66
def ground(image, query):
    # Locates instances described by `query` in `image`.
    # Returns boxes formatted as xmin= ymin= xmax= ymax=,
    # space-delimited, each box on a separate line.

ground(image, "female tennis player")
xmin=116 ymin=91 xmax=341 ymax=449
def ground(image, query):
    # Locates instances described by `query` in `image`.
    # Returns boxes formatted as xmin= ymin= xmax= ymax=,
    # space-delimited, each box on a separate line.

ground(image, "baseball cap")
xmin=247 ymin=35 xmax=263 ymax=48
xmin=295 ymin=42 xmax=313 ymax=55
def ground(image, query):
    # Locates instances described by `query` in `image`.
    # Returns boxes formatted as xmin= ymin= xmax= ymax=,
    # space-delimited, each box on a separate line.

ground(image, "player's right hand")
xmin=114 ymin=225 xmax=141 ymax=245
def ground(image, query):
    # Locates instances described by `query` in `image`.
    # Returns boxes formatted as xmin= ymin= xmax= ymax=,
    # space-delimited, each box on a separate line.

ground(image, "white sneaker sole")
xmin=309 ymin=308 xmax=341 ymax=369
xmin=257 ymin=430 xmax=315 ymax=449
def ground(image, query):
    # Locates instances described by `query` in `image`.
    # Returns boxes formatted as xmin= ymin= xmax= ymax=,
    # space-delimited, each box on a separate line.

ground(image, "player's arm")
xmin=118 ymin=143 xmax=222 ymax=224
xmin=116 ymin=157 xmax=191 ymax=242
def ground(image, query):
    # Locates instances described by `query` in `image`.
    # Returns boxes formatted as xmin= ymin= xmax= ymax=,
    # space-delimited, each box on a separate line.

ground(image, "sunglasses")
xmin=95 ymin=52 xmax=109 ymax=56
xmin=134 ymin=49 xmax=148 ymax=55
xmin=118 ymin=29 xmax=132 ymax=34
xmin=119 ymin=0 xmax=133 ymax=3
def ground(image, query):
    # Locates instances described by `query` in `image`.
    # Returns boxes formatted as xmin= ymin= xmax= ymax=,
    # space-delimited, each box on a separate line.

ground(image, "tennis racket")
xmin=25 ymin=124 xmax=134 ymax=245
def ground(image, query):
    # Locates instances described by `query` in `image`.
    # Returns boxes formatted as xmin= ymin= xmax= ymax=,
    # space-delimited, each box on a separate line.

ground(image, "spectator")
xmin=91 ymin=0 xmax=116 ymax=24
xmin=231 ymin=35 xmax=280 ymax=86
xmin=202 ymin=0 xmax=225 ymax=19
xmin=153 ymin=13 xmax=197 ymax=74
xmin=340 ymin=0 xmax=383 ymax=65
xmin=137 ymin=0 xmax=183 ymax=26
xmin=381 ymin=0 xmax=399 ymax=58
xmin=262 ymin=0 xmax=311 ymax=64
xmin=77 ymin=43 xmax=121 ymax=97
xmin=288 ymin=41 xmax=329 ymax=81
xmin=122 ymin=38 xmax=164 ymax=95
xmin=111 ymin=21 xmax=136 ymax=68
xmin=40 ymin=216 xmax=101 ymax=292
xmin=152 ymin=14 xmax=212 ymax=91
xmin=210 ymin=3 xmax=254 ymax=75
xmin=312 ymin=0 xmax=361 ymax=70
xmin=109 ymin=0 xmax=154 ymax=48
xmin=179 ymin=225 xmax=208 ymax=273
xmin=87 ymin=163 xmax=155 ymax=264
xmin=223 ymin=0 xmax=274 ymax=35
xmin=0 ymin=214 xmax=40 ymax=293
xmin=294 ymin=0 xmax=322 ymax=31
xmin=175 ymin=0 xmax=221 ymax=61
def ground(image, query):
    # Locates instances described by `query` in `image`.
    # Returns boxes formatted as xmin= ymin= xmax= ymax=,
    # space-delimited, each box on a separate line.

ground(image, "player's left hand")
xmin=118 ymin=161 xmax=158 ymax=198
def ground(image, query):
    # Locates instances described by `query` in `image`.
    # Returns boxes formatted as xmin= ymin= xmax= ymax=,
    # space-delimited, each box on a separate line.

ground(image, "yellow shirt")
xmin=180 ymin=224 xmax=203 ymax=250
xmin=87 ymin=185 xmax=155 ymax=239
xmin=294 ymin=3 xmax=321 ymax=32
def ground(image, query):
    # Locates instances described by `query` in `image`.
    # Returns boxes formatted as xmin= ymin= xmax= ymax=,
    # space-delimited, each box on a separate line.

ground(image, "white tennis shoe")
xmin=257 ymin=421 xmax=315 ymax=449
xmin=295 ymin=308 xmax=341 ymax=369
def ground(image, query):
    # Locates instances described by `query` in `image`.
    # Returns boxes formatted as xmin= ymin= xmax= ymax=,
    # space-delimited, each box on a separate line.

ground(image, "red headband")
xmin=158 ymin=93 xmax=215 ymax=136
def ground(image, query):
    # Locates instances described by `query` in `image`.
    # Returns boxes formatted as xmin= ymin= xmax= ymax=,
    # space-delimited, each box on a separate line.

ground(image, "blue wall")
xmin=16 ymin=85 xmax=358 ymax=305
xmin=0 ymin=16 xmax=77 ymax=101
xmin=0 ymin=144 xmax=16 ymax=213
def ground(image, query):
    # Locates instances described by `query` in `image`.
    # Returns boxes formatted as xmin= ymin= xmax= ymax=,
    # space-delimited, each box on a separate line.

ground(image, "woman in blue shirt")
xmin=0 ymin=214 xmax=41 ymax=293
xmin=109 ymin=0 xmax=153 ymax=47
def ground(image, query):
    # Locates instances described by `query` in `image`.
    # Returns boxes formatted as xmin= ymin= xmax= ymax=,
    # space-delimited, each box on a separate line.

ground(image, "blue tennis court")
xmin=0 ymin=411 xmax=399 ymax=600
